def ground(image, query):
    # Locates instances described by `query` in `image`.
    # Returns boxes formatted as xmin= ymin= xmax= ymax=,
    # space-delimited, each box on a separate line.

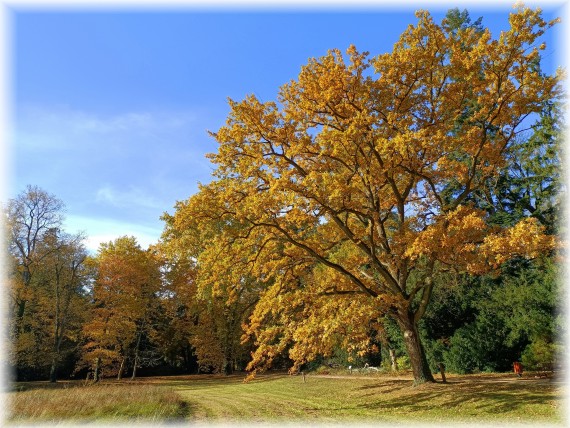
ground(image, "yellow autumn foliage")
xmin=167 ymin=6 xmax=561 ymax=383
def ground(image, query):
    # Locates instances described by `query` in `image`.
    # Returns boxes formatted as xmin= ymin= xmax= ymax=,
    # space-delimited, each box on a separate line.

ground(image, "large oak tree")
xmin=179 ymin=7 xmax=562 ymax=385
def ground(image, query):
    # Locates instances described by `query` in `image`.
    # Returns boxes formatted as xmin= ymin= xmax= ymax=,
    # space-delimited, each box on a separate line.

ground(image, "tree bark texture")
xmin=397 ymin=314 xmax=435 ymax=384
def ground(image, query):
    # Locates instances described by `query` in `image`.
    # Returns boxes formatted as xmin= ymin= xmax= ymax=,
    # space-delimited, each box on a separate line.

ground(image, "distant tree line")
xmin=4 ymin=185 xmax=255 ymax=381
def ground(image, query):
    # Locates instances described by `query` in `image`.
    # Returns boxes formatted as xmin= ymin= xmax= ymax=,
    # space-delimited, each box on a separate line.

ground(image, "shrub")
xmin=424 ymin=339 xmax=447 ymax=373
xmin=521 ymin=338 xmax=560 ymax=371
xmin=443 ymin=327 xmax=479 ymax=374
xmin=380 ymin=357 xmax=392 ymax=371
xmin=395 ymin=355 xmax=410 ymax=370
xmin=314 ymin=365 xmax=331 ymax=374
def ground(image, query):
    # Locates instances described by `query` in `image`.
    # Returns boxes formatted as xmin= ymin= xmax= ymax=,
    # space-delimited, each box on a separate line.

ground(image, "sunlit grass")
xmin=169 ymin=372 xmax=565 ymax=424
xmin=7 ymin=372 xmax=565 ymax=424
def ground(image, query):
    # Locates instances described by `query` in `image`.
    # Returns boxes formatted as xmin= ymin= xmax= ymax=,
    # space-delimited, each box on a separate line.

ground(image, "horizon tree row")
xmin=4 ymin=186 xmax=252 ymax=382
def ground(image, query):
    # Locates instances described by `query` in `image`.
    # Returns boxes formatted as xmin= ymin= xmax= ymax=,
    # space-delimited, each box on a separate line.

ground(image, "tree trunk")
xmin=117 ymin=357 xmax=125 ymax=380
xmin=223 ymin=359 xmax=233 ymax=375
xmin=14 ymin=270 xmax=32 ymax=338
xmin=389 ymin=348 xmax=398 ymax=372
xmin=222 ymin=343 xmax=234 ymax=375
xmin=439 ymin=362 xmax=447 ymax=383
xmin=131 ymin=331 xmax=142 ymax=380
xmin=94 ymin=357 xmax=101 ymax=383
xmin=131 ymin=360 xmax=138 ymax=380
xmin=13 ymin=299 xmax=27 ymax=340
xmin=49 ymin=356 xmax=58 ymax=383
xmin=50 ymin=316 xmax=65 ymax=384
xmin=396 ymin=314 xmax=435 ymax=384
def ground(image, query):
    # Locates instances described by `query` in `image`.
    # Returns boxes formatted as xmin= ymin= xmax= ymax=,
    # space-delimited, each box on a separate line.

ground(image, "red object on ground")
xmin=513 ymin=361 xmax=523 ymax=376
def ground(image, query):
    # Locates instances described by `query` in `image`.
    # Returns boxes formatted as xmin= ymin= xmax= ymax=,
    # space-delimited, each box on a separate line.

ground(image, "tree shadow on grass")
xmin=353 ymin=379 xmax=559 ymax=418
xmin=163 ymin=398 xmax=193 ymax=423
xmin=355 ymin=380 xmax=411 ymax=396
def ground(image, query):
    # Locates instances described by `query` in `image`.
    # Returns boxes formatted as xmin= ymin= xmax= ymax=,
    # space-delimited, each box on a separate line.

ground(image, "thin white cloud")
xmin=12 ymin=104 xmax=214 ymax=229
xmin=95 ymin=185 xmax=163 ymax=209
xmin=74 ymin=112 xmax=152 ymax=133
xmin=65 ymin=214 xmax=162 ymax=252
xmin=15 ymin=105 xmax=200 ymax=151
xmin=11 ymin=104 xmax=216 ymax=260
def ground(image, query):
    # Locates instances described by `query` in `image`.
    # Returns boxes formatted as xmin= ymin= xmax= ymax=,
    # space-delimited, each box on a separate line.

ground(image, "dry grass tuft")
xmin=8 ymin=381 xmax=187 ymax=423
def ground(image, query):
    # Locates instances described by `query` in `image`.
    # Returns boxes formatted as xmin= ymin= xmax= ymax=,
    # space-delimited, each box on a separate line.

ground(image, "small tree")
xmin=79 ymin=237 xmax=161 ymax=380
xmin=522 ymin=338 xmax=560 ymax=372
xmin=160 ymin=203 xmax=260 ymax=375
xmin=6 ymin=186 xmax=89 ymax=381
xmin=6 ymin=185 xmax=64 ymax=342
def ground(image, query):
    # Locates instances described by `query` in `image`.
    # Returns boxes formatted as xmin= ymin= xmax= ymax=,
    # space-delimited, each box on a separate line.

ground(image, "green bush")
xmin=380 ymin=357 xmax=392 ymax=371
xmin=422 ymin=258 xmax=559 ymax=375
xmin=304 ymin=357 xmax=324 ymax=372
xmin=396 ymin=355 xmax=410 ymax=370
xmin=314 ymin=365 xmax=331 ymax=374
xmin=442 ymin=313 xmax=514 ymax=374
xmin=424 ymin=338 xmax=447 ymax=373
xmin=521 ymin=339 xmax=560 ymax=371
xmin=443 ymin=327 xmax=479 ymax=374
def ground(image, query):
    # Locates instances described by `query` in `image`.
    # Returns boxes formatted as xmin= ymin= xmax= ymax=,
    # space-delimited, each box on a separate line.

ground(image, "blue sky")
xmin=7 ymin=2 xmax=566 ymax=252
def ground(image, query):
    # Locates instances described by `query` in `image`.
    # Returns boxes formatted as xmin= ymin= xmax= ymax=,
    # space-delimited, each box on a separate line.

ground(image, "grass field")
xmin=7 ymin=371 xmax=566 ymax=425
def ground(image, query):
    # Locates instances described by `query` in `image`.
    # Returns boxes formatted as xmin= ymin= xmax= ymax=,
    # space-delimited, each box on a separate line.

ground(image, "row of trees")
xmin=5 ymin=6 xmax=564 ymax=384
xmin=5 ymin=182 xmax=561 ymax=383
xmin=5 ymin=186 xmax=250 ymax=381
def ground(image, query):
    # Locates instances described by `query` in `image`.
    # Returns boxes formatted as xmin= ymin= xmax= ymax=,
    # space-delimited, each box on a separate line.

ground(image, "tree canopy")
xmin=171 ymin=6 xmax=562 ymax=383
